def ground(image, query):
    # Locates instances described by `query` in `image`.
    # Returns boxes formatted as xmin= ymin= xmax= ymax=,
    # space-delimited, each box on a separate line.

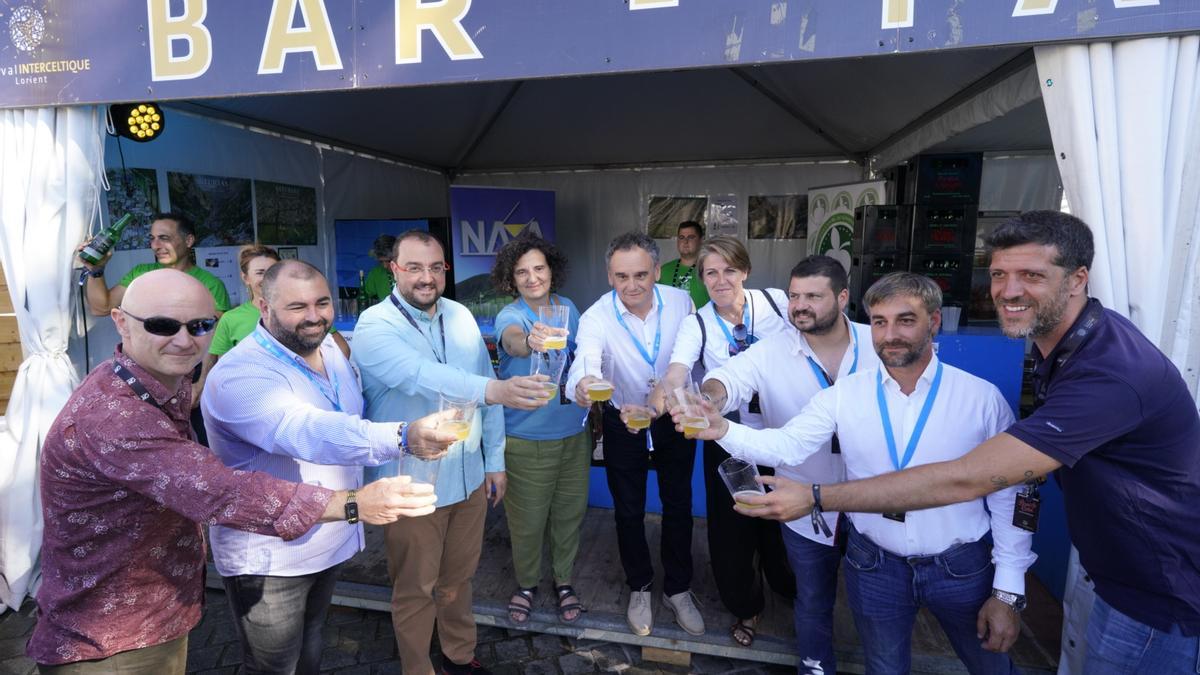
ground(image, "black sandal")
xmin=554 ymin=584 xmax=586 ymax=623
xmin=731 ymin=618 xmax=757 ymax=647
xmin=508 ymin=587 xmax=535 ymax=624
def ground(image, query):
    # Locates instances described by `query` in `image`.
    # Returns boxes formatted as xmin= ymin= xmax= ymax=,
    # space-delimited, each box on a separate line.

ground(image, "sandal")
xmin=731 ymin=617 xmax=757 ymax=647
xmin=508 ymin=587 xmax=536 ymax=624
xmin=554 ymin=584 xmax=587 ymax=623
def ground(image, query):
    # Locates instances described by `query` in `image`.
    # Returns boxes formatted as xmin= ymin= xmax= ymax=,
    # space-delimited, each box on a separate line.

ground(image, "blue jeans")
xmin=1084 ymin=594 xmax=1200 ymax=673
xmin=222 ymin=564 xmax=341 ymax=675
xmin=842 ymin=525 xmax=1016 ymax=675
xmin=781 ymin=525 xmax=841 ymax=675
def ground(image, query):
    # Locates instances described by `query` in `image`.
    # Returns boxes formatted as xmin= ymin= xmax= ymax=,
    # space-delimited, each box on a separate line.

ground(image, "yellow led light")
xmin=146 ymin=106 xmax=156 ymax=115
xmin=140 ymin=122 xmax=148 ymax=129
xmin=129 ymin=126 xmax=137 ymax=134
xmin=136 ymin=130 xmax=146 ymax=138
xmin=151 ymin=114 xmax=161 ymax=122
xmin=151 ymin=122 xmax=160 ymax=130
xmin=126 ymin=116 xmax=135 ymax=126
xmin=137 ymin=104 xmax=147 ymax=112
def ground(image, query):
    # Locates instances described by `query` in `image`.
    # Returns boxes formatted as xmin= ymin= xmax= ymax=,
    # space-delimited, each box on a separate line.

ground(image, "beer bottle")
xmin=79 ymin=213 xmax=133 ymax=266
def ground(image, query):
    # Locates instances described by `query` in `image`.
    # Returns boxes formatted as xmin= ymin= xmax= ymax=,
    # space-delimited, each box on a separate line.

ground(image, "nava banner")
xmin=449 ymin=186 xmax=556 ymax=338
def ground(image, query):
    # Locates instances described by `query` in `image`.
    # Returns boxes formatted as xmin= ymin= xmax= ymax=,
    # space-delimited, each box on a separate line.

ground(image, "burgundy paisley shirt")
xmin=27 ymin=348 xmax=333 ymax=665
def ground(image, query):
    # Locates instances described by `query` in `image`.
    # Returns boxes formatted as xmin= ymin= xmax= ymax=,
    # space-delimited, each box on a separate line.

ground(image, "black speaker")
xmin=853 ymin=205 xmax=912 ymax=255
xmin=848 ymin=253 xmax=906 ymax=323
xmin=910 ymin=204 xmax=977 ymax=255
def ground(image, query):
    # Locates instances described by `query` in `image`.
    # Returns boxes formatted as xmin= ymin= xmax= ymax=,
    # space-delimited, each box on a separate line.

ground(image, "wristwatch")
xmin=344 ymin=489 xmax=359 ymax=524
xmin=991 ymin=589 xmax=1027 ymax=612
xmin=87 ymin=267 xmax=106 ymax=278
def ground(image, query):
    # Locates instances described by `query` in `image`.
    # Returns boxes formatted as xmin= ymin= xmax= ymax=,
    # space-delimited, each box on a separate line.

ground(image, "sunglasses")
xmin=728 ymin=323 xmax=759 ymax=356
xmin=121 ymin=309 xmax=217 ymax=337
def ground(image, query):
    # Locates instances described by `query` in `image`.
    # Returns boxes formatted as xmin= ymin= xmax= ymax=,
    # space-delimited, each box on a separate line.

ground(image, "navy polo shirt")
xmin=1006 ymin=299 xmax=1200 ymax=635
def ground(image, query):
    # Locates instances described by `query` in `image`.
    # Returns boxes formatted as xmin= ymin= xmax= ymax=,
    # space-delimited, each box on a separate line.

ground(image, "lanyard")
xmin=252 ymin=331 xmax=342 ymax=412
xmin=1032 ymin=299 xmax=1103 ymax=408
xmin=113 ymin=360 xmax=163 ymax=410
xmin=611 ymin=287 xmax=663 ymax=370
xmin=712 ymin=293 xmax=751 ymax=352
xmin=390 ymin=294 xmax=447 ymax=364
xmin=876 ymin=361 xmax=943 ymax=471
xmin=670 ymin=262 xmax=694 ymax=289
xmin=805 ymin=321 xmax=859 ymax=388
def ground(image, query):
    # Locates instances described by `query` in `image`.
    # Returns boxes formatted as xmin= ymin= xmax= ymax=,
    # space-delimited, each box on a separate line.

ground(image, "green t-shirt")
xmin=119 ymin=263 xmax=232 ymax=313
xmin=658 ymin=258 xmax=709 ymax=308
xmin=209 ymin=301 xmax=340 ymax=356
xmin=209 ymin=302 xmax=260 ymax=356
xmin=361 ymin=265 xmax=394 ymax=305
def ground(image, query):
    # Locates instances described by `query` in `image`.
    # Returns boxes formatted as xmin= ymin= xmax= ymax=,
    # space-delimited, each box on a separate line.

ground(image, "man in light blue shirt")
xmin=353 ymin=230 xmax=550 ymax=675
xmin=202 ymin=260 xmax=455 ymax=675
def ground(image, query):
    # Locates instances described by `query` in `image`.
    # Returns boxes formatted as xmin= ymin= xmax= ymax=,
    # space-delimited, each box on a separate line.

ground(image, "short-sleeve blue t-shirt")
xmin=1006 ymin=299 xmax=1200 ymax=635
xmin=495 ymin=296 xmax=588 ymax=440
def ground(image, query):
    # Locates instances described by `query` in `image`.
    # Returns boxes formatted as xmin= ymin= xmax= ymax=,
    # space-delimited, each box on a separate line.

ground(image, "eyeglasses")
xmin=120 ymin=309 xmax=217 ymax=337
xmin=728 ymin=323 xmax=758 ymax=356
xmin=399 ymin=262 xmax=449 ymax=276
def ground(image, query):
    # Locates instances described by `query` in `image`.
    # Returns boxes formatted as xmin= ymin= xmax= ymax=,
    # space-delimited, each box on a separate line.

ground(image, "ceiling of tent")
xmin=188 ymin=45 xmax=1052 ymax=173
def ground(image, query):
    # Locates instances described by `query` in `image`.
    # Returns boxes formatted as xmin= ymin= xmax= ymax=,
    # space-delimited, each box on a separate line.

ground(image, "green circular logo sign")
xmin=813 ymin=212 xmax=855 ymax=257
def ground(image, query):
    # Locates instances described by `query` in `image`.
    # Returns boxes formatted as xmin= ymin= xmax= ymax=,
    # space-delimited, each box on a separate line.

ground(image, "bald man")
xmin=28 ymin=270 xmax=442 ymax=675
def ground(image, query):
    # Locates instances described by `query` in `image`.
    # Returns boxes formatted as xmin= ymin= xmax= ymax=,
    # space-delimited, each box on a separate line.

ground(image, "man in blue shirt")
xmin=202 ymin=260 xmax=455 ymax=675
xmin=731 ymin=211 xmax=1200 ymax=672
xmin=353 ymin=231 xmax=551 ymax=675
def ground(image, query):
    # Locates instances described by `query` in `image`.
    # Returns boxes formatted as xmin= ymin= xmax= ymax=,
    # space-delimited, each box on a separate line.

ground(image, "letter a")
xmin=259 ymin=0 xmax=343 ymax=74
xmin=395 ymin=0 xmax=482 ymax=64
xmin=147 ymin=0 xmax=212 ymax=81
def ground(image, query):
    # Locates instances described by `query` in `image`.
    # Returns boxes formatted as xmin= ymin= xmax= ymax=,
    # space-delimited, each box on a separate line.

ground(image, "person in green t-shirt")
xmin=78 ymin=211 xmax=232 ymax=317
xmin=657 ymin=220 xmax=709 ymax=308
xmin=360 ymin=234 xmax=396 ymax=307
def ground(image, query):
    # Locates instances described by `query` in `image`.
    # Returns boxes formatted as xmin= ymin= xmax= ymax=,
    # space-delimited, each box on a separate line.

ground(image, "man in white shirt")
xmin=564 ymin=231 xmax=703 ymax=637
xmin=699 ymin=255 xmax=876 ymax=674
xmin=202 ymin=260 xmax=456 ymax=675
xmin=682 ymin=272 xmax=1035 ymax=674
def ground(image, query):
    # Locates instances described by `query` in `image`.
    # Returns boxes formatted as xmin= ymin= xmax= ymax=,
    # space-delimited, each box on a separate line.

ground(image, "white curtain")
xmin=0 ymin=106 xmax=104 ymax=612
xmin=1035 ymin=36 xmax=1200 ymax=674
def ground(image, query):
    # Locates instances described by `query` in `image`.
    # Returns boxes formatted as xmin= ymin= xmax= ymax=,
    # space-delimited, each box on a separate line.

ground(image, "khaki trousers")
xmin=385 ymin=485 xmax=487 ymax=675
xmin=38 ymin=636 xmax=187 ymax=674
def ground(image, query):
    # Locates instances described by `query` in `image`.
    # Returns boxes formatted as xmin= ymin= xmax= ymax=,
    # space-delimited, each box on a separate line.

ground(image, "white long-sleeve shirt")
xmin=704 ymin=316 xmax=876 ymax=544
xmin=719 ymin=355 xmax=1036 ymax=594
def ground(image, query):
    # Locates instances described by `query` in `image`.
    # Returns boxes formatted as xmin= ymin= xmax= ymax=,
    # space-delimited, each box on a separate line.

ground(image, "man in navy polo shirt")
xmin=732 ymin=211 xmax=1200 ymax=672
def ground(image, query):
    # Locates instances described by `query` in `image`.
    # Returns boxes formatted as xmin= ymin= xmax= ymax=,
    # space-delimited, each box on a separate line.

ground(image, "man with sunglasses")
xmin=199 ymin=260 xmax=460 ymax=675
xmin=690 ymin=254 xmax=873 ymax=672
xmin=29 ymin=270 xmax=438 ymax=674
xmin=657 ymin=220 xmax=709 ymax=309
xmin=353 ymin=230 xmax=552 ymax=675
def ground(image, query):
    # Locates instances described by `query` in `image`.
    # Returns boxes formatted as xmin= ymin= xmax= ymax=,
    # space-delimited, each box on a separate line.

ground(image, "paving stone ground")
xmin=0 ymin=591 xmax=795 ymax=675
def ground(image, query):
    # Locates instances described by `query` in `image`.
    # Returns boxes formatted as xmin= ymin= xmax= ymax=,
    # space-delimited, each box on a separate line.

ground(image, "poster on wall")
xmin=104 ymin=168 xmax=159 ymax=250
xmin=196 ymin=247 xmax=244 ymax=305
xmin=255 ymin=180 xmax=318 ymax=245
xmin=706 ymin=196 xmax=739 ymax=237
xmin=450 ymin=186 xmax=556 ymax=338
xmin=807 ymin=180 xmax=886 ymax=271
xmin=167 ymin=172 xmax=253 ymax=246
xmin=749 ymin=194 xmax=807 ymax=240
xmin=647 ymin=196 xmax=707 ymax=239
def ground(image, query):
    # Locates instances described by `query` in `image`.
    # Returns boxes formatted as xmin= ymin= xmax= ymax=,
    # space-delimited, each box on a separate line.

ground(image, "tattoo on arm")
xmin=990 ymin=475 xmax=1010 ymax=489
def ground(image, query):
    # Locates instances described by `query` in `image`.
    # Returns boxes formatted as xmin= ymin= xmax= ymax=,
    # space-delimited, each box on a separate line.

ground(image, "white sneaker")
xmin=663 ymin=590 xmax=705 ymax=636
xmin=626 ymin=588 xmax=653 ymax=636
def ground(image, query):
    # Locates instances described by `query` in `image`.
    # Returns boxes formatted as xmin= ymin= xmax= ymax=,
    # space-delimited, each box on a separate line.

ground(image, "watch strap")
xmin=344 ymin=489 xmax=359 ymax=524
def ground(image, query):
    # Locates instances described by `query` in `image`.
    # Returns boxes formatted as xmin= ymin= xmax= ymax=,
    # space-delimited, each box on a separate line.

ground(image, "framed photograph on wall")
xmin=278 ymin=246 xmax=299 ymax=260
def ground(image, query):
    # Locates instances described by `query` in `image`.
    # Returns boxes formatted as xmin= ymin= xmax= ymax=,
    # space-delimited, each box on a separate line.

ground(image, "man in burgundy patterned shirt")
xmin=28 ymin=270 xmax=440 ymax=674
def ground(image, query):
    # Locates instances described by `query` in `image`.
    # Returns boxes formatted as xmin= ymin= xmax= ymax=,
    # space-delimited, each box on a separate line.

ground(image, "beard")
xmin=792 ymin=306 xmax=841 ymax=335
xmin=267 ymin=311 xmax=328 ymax=356
xmin=997 ymin=278 xmax=1071 ymax=339
xmin=401 ymin=283 xmax=440 ymax=312
xmin=875 ymin=330 xmax=933 ymax=368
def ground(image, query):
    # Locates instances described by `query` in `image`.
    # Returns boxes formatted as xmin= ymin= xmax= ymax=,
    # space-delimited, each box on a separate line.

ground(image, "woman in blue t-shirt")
xmin=489 ymin=234 xmax=590 ymax=625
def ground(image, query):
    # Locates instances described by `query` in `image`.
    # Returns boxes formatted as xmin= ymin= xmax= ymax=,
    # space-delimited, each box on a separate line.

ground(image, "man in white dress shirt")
xmin=682 ymin=272 xmax=1034 ymax=674
xmin=564 ymin=231 xmax=704 ymax=637
xmin=700 ymin=255 xmax=876 ymax=674
xmin=202 ymin=260 xmax=455 ymax=675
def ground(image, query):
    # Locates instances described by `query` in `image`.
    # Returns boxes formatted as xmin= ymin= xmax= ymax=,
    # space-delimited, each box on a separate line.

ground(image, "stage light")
xmin=109 ymin=102 xmax=166 ymax=142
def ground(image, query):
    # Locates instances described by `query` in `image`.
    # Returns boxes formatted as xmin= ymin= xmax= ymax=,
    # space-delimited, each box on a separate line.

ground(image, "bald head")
xmin=260 ymin=259 xmax=324 ymax=305
xmin=114 ymin=269 xmax=217 ymax=389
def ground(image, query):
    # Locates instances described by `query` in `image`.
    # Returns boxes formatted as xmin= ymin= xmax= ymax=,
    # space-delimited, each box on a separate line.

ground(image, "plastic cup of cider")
xmin=438 ymin=394 xmax=477 ymax=442
xmin=537 ymin=304 xmax=570 ymax=350
xmin=718 ymin=457 xmax=764 ymax=508
xmin=674 ymin=382 xmax=710 ymax=438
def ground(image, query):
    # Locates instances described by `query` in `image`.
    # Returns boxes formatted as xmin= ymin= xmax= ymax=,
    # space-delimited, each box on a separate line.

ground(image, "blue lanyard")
xmin=611 ymin=287 xmax=663 ymax=369
xmin=712 ymin=294 xmax=751 ymax=352
xmin=875 ymin=361 xmax=943 ymax=471
xmin=252 ymin=330 xmax=342 ymax=412
xmin=805 ymin=322 xmax=859 ymax=388
xmin=516 ymin=296 xmax=541 ymax=324
xmin=390 ymin=294 xmax=446 ymax=363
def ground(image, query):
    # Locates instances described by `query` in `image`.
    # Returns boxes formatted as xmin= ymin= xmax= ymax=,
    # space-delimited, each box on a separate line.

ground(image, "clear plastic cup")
xmin=438 ymin=394 xmax=477 ymax=442
xmin=538 ymin=304 xmax=570 ymax=350
xmin=718 ymin=457 xmax=764 ymax=508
